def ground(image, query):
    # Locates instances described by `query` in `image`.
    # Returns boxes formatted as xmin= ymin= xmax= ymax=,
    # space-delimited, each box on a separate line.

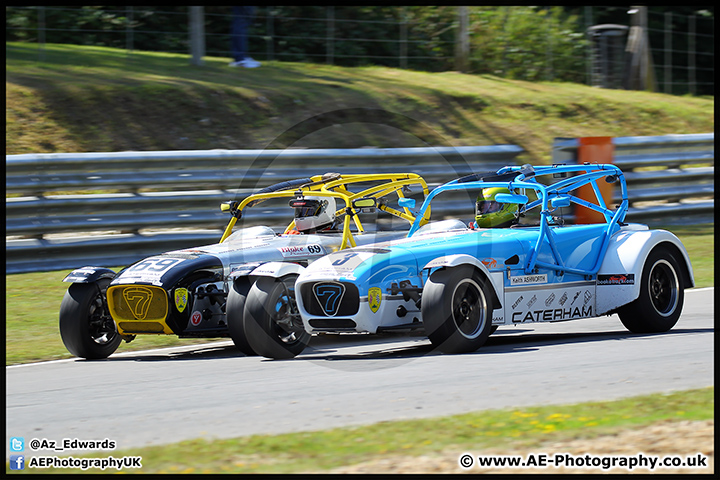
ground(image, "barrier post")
xmin=575 ymin=136 xmax=614 ymax=223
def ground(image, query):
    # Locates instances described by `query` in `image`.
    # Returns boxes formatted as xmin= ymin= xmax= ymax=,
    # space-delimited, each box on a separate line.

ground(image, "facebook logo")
xmin=10 ymin=455 xmax=25 ymax=470
xmin=10 ymin=436 xmax=25 ymax=452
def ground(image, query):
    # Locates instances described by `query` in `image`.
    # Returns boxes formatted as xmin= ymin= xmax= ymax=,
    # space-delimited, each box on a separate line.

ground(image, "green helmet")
xmin=475 ymin=187 xmax=518 ymax=228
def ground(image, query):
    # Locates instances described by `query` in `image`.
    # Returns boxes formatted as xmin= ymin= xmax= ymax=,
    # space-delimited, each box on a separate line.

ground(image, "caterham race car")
xmin=240 ymin=163 xmax=694 ymax=359
xmin=59 ymin=173 xmax=430 ymax=359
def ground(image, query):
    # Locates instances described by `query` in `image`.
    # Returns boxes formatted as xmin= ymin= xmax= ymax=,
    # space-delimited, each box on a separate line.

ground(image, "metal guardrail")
xmin=552 ymin=133 xmax=714 ymax=222
xmin=6 ymin=136 xmax=714 ymax=273
xmin=6 ymin=146 xmax=523 ymax=273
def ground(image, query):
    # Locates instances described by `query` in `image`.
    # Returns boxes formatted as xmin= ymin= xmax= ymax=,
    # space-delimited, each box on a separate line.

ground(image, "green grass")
xmin=661 ymin=223 xmax=715 ymax=288
xmin=5 ymin=387 xmax=713 ymax=474
xmin=6 ymin=42 xmax=714 ymax=161
xmin=4 ymin=266 xmax=224 ymax=365
xmin=4 ymin=224 xmax=713 ymax=366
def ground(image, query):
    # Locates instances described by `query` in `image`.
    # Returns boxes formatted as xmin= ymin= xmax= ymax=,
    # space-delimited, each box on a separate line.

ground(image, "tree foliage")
xmin=468 ymin=6 xmax=586 ymax=82
xmin=5 ymin=6 xmax=713 ymax=94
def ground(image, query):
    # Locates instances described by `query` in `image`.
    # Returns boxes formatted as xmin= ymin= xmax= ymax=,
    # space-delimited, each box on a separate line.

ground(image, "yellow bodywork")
xmin=107 ymin=284 xmax=173 ymax=335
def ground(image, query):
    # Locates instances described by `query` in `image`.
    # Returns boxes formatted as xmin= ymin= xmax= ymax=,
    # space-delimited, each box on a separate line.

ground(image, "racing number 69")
xmin=129 ymin=258 xmax=181 ymax=273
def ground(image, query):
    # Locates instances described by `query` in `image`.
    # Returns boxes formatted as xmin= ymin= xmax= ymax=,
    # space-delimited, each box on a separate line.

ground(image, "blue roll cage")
xmin=407 ymin=164 xmax=630 ymax=278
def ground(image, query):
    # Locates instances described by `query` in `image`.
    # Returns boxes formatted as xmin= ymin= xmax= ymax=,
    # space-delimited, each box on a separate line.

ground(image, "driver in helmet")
xmin=470 ymin=187 xmax=519 ymax=229
xmin=287 ymin=196 xmax=337 ymax=234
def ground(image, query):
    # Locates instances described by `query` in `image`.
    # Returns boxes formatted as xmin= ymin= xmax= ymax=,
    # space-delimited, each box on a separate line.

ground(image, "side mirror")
xmin=550 ymin=196 xmax=571 ymax=208
xmin=495 ymin=193 xmax=528 ymax=204
xmin=352 ymin=197 xmax=377 ymax=210
xmin=221 ymin=201 xmax=241 ymax=218
xmin=398 ymin=197 xmax=416 ymax=209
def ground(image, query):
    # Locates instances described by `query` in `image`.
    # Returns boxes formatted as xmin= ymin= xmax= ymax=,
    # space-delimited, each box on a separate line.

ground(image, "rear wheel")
xmin=422 ymin=266 xmax=493 ymax=354
xmin=226 ymin=277 xmax=257 ymax=356
xmin=242 ymin=275 xmax=310 ymax=359
xmin=59 ymin=278 xmax=121 ymax=359
xmin=618 ymin=247 xmax=684 ymax=333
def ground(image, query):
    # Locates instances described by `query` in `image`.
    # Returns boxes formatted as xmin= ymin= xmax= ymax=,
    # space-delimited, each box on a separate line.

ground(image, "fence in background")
xmin=5 ymin=6 xmax=714 ymax=95
xmin=6 ymin=136 xmax=713 ymax=273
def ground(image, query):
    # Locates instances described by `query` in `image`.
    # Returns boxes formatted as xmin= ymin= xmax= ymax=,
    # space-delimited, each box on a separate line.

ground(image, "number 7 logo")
xmin=313 ymin=283 xmax=346 ymax=316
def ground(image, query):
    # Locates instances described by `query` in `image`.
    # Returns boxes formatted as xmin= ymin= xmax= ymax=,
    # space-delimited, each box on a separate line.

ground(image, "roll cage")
xmin=220 ymin=173 xmax=431 ymax=250
xmin=408 ymin=163 xmax=630 ymax=278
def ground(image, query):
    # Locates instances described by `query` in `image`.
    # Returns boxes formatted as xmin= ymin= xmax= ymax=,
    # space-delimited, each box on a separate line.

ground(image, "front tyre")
xmin=59 ymin=278 xmax=121 ymax=359
xmin=619 ymin=247 xmax=685 ymax=333
xmin=242 ymin=275 xmax=310 ymax=359
xmin=226 ymin=277 xmax=257 ymax=356
xmin=422 ymin=266 xmax=493 ymax=354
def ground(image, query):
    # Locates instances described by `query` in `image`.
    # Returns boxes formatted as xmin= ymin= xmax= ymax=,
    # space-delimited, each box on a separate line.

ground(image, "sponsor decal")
xmin=526 ymin=294 xmax=537 ymax=308
xmin=190 ymin=311 xmax=203 ymax=326
xmin=368 ymin=287 xmax=382 ymax=313
xmin=174 ymin=288 xmax=189 ymax=313
xmin=278 ymin=244 xmax=325 ymax=258
xmin=597 ymin=274 xmax=635 ymax=285
xmin=545 ymin=292 xmax=555 ymax=307
xmin=570 ymin=291 xmax=581 ymax=305
xmin=512 ymin=305 xmax=593 ymax=323
xmin=511 ymin=295 xmax=524 ymax=310
xmin=558 ymin=291 xmax=568 ymax=306
xmin=510 ymin=274 xmax=548 ymax=285
xmin=229 ymin=263 xmax=262 ymax=277
xmin=313 ymin=282 xmax=346 ymax=316
xmin=311 ymin=251 xmax=378 ymax=275
xmin=122 ymin=287 xmax=154 ymax=320
xmin=481 ymin=258 xmax=498 ymax=269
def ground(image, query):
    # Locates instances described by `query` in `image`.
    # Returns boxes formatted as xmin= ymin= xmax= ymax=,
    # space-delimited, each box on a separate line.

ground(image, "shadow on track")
xmin=95 ymin=327 xmax=712 ymax=363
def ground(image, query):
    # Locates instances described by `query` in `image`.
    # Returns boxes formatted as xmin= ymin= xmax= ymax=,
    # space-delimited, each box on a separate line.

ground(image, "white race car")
xmin=241 ymin=164 xmax=694 ymax=358
xmin=59 ymin=172 xmax=430 ymax=359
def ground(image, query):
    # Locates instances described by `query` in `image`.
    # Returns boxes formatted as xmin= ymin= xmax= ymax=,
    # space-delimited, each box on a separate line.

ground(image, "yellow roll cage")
xmin=219 ymin=173 xmax=431 ymax=250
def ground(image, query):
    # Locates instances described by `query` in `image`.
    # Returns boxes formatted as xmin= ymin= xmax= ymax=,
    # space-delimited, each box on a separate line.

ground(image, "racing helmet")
xmin=292 ymin=196 xmax=336 ymax=233
xmin=474 ymin=187 xmax=518 ymax=228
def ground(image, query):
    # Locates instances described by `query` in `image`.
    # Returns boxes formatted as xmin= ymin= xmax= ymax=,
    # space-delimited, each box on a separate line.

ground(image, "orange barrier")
xmin=575 ymin=137 xmax=614 ymax=224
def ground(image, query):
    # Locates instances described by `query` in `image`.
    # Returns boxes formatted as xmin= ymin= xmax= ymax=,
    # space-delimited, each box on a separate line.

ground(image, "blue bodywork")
xmin=295 ymin=163 xmax=691 ymax=337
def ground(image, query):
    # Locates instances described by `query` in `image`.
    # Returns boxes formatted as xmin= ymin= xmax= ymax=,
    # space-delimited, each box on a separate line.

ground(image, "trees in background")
xmin=5 ymin=6 xmax=713 ymax=95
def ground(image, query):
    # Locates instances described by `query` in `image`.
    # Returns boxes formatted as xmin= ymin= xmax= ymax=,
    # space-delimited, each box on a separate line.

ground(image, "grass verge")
xmin=5 ymin=387 xmax=713 ymax=474
xmin=6 ymin=42 xmax=714 ymax=161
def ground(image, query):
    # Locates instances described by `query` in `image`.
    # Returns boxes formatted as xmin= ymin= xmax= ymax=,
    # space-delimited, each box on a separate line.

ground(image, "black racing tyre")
xmin=422 ymin=265 xmax=493 ymax=354
xmin=618 ymin=247 xmax=685 ymax=333
xmin=242 ymin=275 xmax=310 ymax=359
xmin=226 ymin=277 xmax=258 ymax=356
xmin=59 ymin=278 xmax=121 ymax=359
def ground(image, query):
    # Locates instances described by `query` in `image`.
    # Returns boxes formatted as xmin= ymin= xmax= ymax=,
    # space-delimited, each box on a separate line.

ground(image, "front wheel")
xmin=59 ymin=278 xmax=122 ymax=359
xmin=226 ymin=277 xmax=257 ymax=356
xmin=421 ymin=266 xmax=493 ymax=354
xmin=618 ymin=247 xmax=685 ymax=333
xmin=242 ymin=275 xmax=310 ymax=359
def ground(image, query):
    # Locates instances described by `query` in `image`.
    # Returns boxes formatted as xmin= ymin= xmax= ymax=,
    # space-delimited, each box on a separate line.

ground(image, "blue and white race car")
xmin=242 ymin=163 xmax=694 ymax=358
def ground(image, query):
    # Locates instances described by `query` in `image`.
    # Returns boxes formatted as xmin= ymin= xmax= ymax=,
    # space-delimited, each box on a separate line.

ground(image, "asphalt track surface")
xmin=6 ymin=287 xmax=713 ymax=454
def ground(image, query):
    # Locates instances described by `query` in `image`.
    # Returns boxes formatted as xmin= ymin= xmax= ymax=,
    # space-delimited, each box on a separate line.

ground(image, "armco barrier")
xmin=6 ymin=146 xmax=522 ymax=273
xmin=6 ymin=137 xmax=714 ymax=273
xmin=552 ymin=133 xmax=714 ymax=222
